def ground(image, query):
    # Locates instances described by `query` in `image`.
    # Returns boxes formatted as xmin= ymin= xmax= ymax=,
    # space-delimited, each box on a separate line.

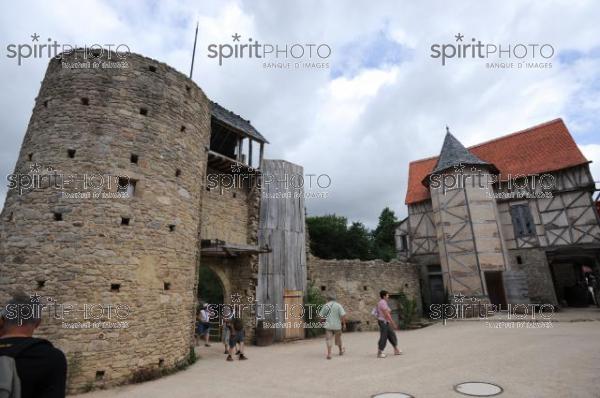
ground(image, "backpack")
xmin=371 ymin=306 xmax=379 ymax=318
xmin=0 ymin=355 xmax=20 ymax=398
xmin=232 ymin=318 xmax=244 ymax=331
xmin=0 ymin=340 xmax=47 ymax=398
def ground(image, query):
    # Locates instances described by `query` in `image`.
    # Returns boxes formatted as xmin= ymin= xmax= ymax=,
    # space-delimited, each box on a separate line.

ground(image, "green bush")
xmin=305 ymin=283 xmax=326 ymax=338
xmin=186 ymin=346 xmax=197 ymax=365
xmin=397 ymin=290 xmax=418 ymax=329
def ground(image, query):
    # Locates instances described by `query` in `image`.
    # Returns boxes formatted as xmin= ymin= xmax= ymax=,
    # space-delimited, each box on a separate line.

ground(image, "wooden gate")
xmin=209 ymin=320 xmax=221 ymax=342
xmin=283 ymin=289 xmax=304 ymax=340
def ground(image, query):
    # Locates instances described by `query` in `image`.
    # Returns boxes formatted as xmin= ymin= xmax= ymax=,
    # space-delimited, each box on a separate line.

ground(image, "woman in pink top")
xmin=376 ymin=290 xmax=402 ymax=358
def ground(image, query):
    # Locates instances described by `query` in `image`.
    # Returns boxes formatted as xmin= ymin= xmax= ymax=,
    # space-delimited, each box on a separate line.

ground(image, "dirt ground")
xmin=74 ymin=308 xmax=600 ymax=398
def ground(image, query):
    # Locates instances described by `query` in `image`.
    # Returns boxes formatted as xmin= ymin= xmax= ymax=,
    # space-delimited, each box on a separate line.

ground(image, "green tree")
xmin=307 ymin=208 xmax=400 ymax=261
xmin=372 ymin=207 xmax=398 ymax=262
xmin=306 ymin=214 xmax=348 ymax=259
xmin=346 ymin=221 xmax=373 ymax=260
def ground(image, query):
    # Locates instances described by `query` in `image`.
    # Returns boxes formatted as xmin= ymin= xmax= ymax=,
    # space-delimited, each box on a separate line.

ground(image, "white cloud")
xmin=1 ymin=0 xmax=600 ymax=228
xmin=580 ymin=144 xmax=600 ymax=183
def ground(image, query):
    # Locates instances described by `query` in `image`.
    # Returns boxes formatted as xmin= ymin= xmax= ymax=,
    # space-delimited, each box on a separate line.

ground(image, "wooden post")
xmin=237 ymin=137 xmax=243 ymax=162
xmin=248 ymin=139 xmax=253 ymax=167
xmin=259 ymin=143 xmax=264 ymax=167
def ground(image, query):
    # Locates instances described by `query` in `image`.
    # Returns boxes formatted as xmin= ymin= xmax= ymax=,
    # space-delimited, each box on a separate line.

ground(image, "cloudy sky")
xmin=1 ymin=0 xmax=599 ymax=227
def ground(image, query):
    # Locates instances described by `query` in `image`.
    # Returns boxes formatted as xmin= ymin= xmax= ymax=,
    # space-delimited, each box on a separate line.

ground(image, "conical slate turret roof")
xmin=408 ymin=119 xmax=585 ymax=203
xmin=421 ymin=128 xmax=498 ymax=187
xmin=431 ymin=129 xmax=490 ymax=174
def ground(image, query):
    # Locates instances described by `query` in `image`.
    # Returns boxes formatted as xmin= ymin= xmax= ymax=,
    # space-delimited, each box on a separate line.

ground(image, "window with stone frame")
xmin=510 ymin=203 xmax=535 ymax=238
xmin=117 ymin=177 xmax=137 ymax=197
xmin=398 ymin=234 xmax=408 ymax=252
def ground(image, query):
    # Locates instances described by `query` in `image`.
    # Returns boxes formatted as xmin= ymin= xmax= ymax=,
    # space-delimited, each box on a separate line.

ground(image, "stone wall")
xmin=307 ymin=256 xmax=421 ymax=331
xmin=199 ymin=168 xmax=261 ymax=342
xmin=200 ymin=166 xmax=251 ymax=244
xmin=0 ymin=51 xmax=210 ymax=392
xmin=507 ymin=248 xmax=558 ymax=305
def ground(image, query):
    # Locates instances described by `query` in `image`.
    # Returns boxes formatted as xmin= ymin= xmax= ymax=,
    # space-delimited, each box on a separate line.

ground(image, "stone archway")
xmin=198 ymin=255 xmax=259 ymax=342
xmin=198 ymin=265 xmax=228 ymax=306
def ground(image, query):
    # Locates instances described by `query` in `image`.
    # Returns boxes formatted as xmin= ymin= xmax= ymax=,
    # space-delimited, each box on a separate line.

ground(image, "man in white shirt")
xmin=196 ymin=303 xmax=211 ymax=347
xmin=318 ymin=291 xmax=347 ymax=360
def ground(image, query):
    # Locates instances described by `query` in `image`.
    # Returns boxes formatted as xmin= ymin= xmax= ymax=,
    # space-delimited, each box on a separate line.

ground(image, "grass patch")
xmin=131 ymin=346 xmax=197 ymax=384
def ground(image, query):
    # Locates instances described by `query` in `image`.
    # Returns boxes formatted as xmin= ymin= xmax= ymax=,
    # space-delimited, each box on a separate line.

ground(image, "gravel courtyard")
xmin=75 ymin=309 xmax=600 ymax=398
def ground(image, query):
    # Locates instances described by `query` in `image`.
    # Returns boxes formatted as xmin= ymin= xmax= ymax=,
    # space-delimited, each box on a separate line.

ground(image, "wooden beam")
xmin=259 ymin=143 xmax=264 ymax=167
xmin=248 ymin=139 xmax=253 ymax=167
xmin=237 ymin=137 xmax=244 ymax=163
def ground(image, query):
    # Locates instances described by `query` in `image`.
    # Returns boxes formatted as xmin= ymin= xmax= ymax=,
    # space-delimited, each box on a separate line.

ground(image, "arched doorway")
xmin=197 ymin=266 xmax=227 ymax=342
xmin=198 ymin=266 xmax=225 ymax=305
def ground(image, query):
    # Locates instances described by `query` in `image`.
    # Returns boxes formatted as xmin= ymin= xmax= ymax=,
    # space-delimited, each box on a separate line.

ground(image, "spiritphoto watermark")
xmin=206 ymin=163 xmax=332 ymax=199
xmin=202 ymin=293 xmax=329 ymax=329
xmin=429 ymin=163 xmax=555 ymax=199
xmin=6 ymin=163 xmax=133 ymax=199
xmin=1 ymin=293 xmax=131 ymax=330
xmin=207 ymin=33 xmax=331 ymax=70
xmin=429 ymin=294 xmax=555 ymax=328
xmin=4 ymin=33 xmax=130 ymax=68
xmin=430 ymin=33 xmax=555 ymax=69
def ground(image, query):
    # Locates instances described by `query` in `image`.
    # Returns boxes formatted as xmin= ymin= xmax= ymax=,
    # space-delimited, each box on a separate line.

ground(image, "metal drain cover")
xmin=372 ymin=393 xmax=414 ymax=398
xmin=454 ymin=382 xmax=503 ymax=396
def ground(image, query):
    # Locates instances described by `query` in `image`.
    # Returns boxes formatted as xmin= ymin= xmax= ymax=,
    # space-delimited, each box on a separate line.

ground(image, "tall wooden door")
xmin=485 ymin=271 xmax=507 ymax=308
xmin=429 ymin=274 xmax=445 ymax=305
xmin=283 ymin=289 xmax=304 ymax=340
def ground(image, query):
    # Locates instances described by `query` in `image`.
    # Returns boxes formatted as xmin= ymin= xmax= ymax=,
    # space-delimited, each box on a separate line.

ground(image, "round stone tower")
xmin=0 ymin=51 xmax=210 ymax=391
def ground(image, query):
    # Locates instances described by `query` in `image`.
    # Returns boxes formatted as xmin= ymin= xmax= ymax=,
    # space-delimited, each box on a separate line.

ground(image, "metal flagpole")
xmin=189 ymin=21 xmax=199 ymax=79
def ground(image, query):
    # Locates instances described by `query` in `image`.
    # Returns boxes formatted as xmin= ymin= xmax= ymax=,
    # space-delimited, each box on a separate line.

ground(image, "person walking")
xmin=221 ymin=319 xmax=231 ymax=354
xmin=226 ymin=317 xmax=247 ymax=361
xmin=375 ymin=290 xmax=402 ymax=358
xmin=318 ymin=291 xmax=347 ymax=360
xmin=196 ymin=303 xmax=211 ymax=347
xmin=584 ymin=271 xmax=598 ymax=306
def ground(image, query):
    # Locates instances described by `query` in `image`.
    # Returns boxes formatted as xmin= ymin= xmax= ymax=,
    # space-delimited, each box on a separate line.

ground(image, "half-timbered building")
xmin=397 ymin=119 xmax=600 ymax=310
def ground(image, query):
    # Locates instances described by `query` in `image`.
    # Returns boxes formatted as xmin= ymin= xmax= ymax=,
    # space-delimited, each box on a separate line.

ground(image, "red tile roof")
xmin=405 ymin=119 xmax=590 ymax=204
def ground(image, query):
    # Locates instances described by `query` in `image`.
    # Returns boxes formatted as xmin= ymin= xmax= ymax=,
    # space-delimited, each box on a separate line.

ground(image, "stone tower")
xmin=0 ymin=51 xmax=211 ymax=390
xmin=426 ymin=131 xmax=510 ymax=302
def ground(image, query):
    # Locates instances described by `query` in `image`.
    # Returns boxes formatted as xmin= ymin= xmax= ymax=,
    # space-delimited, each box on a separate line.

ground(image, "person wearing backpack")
xmin=226 ymin=317 xmax=247 ymax=361
xmin=0 ymin=294 xmax=67 ymax=398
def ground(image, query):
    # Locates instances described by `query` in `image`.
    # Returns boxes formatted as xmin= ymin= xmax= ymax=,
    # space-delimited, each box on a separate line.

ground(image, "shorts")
xmin=325 ymin=329 xmax=342 ymax=348
xmin=196 ymin=322 xmax=210 ymax=336
xmin=229 ymin=329 xmax=245 ymax=348
xmin=222 ymin=326 xmax=231 ymax=343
